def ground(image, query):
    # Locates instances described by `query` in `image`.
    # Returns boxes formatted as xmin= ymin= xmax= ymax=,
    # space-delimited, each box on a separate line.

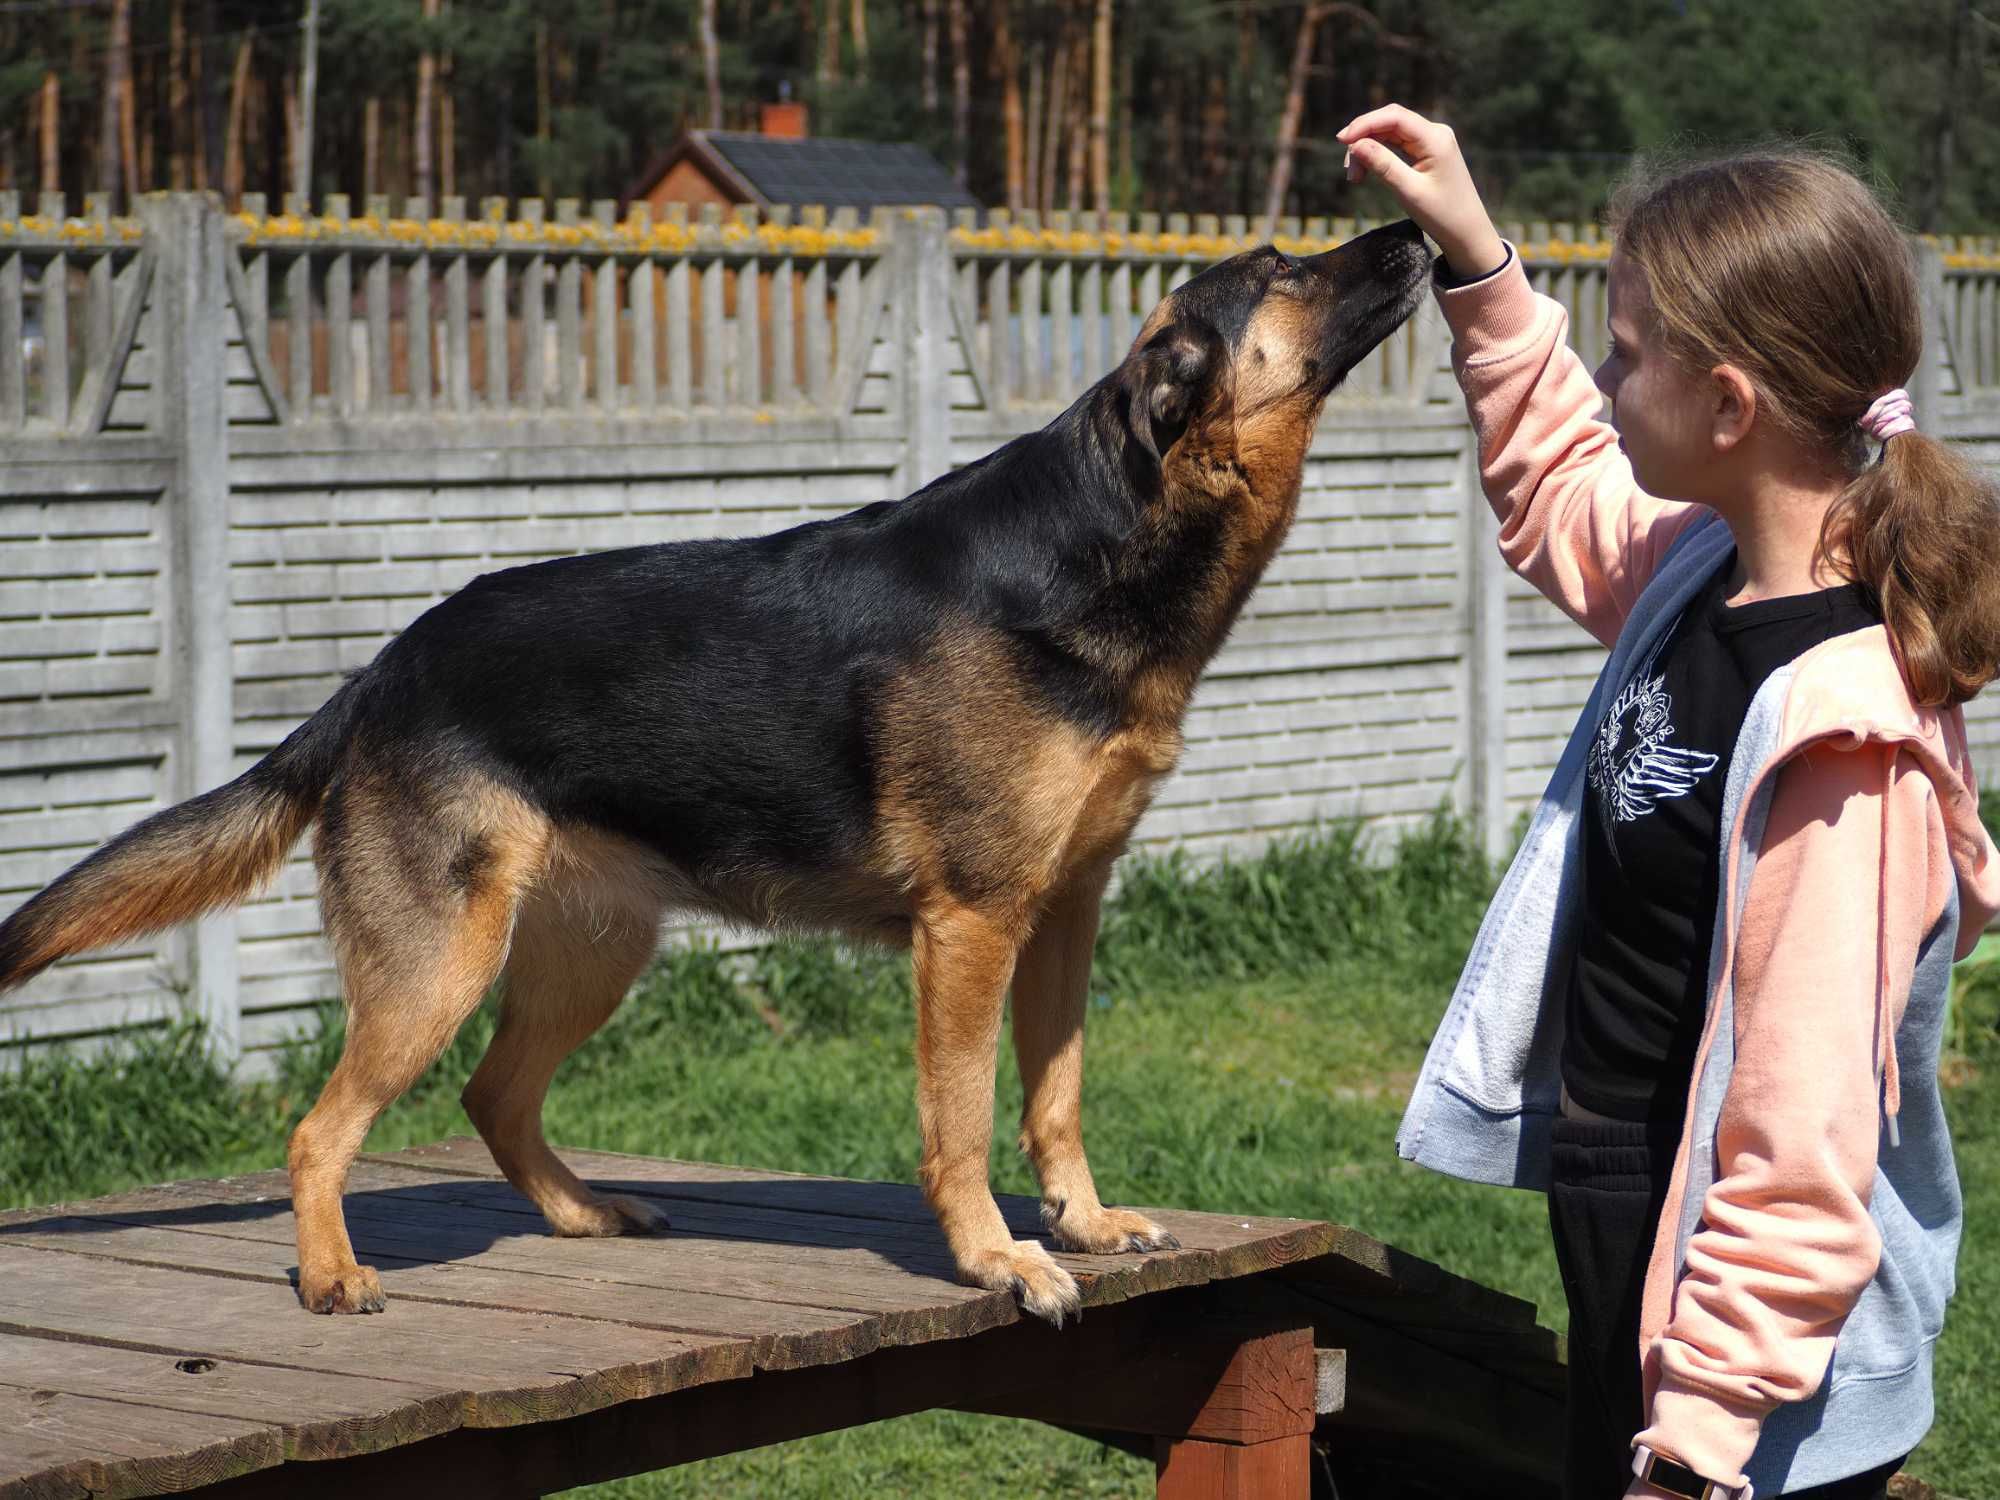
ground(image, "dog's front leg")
xmin=912 ymin=898 xmax=1081 ymax=1326
xmin=1012 ymin=865 xmax=1180 ymax=1257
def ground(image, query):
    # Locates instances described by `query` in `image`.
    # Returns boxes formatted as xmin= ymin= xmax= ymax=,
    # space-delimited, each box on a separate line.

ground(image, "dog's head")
xmin=1116 ymin=219 xmax=1432 ymax=483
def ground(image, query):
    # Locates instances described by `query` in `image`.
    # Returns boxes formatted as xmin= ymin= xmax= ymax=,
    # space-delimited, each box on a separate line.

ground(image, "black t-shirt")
xmin=1562 ymin=554 xmax=1882 ymax=1126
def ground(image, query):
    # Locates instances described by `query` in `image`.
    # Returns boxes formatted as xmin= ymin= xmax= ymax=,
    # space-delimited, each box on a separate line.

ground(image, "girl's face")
xmin=1595 ymin=254 xmax=1720 ymax=503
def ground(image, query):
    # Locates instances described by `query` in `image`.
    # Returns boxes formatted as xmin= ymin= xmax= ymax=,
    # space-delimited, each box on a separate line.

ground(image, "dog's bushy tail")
xmin=0 ymin=677 xmax=368 ymax=992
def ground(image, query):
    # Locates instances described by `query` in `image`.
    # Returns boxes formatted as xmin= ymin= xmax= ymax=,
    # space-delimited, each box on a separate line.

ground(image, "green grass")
xmin=2 ymin=815 xmax=1994 ymax=1498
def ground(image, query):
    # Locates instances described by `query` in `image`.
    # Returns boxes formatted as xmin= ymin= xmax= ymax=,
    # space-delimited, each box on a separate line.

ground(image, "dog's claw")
xmin=962 ymin=1240 xmax=1082 ymax=1326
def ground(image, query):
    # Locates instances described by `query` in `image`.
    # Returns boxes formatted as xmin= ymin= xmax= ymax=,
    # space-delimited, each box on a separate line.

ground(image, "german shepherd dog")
xmin=0 ymin=220 xmax=1431 ymax=1324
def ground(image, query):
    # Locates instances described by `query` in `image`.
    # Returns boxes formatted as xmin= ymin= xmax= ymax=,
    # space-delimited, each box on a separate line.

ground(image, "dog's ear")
xmin=1121 ymin=319 xmax=1227 ymax=464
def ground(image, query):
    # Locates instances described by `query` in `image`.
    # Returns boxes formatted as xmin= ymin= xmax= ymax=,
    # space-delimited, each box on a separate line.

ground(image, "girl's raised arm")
xmin=1339 ymin=107 xmax=1702 ymax=648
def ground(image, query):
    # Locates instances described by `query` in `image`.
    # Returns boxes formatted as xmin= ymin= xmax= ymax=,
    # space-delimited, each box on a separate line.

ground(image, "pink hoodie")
xmin=1433 ymin=249 xmax=2000 ymax=1488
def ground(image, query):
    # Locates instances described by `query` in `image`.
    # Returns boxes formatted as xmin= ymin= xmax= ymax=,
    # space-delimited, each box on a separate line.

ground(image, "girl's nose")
xmin=1592 ymin=357 xmax=1617 ymax=402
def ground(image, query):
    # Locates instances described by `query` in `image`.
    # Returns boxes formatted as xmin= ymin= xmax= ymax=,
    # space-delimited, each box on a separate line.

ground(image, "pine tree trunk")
xmin=416 ymin=0 xmax=438 ymax=206
xmin=100 ymin=0 xmax=129 ymax=207
xmin=1263 ymin=1 xmax=1323 ymax=229
xmin=1089 ymin=0 xmax=1110 ymax=217
xmin=364 ymin=96 xmax=381 ymax=202
xmin=949 ymin=0 xmax=970 ymax=186
xmin=1117 ymin=44 xmax=1133 ymax=211
xmin=198 ymin=0 xmax=222 ymax=191
xmin=702 ymin=0 xmax=721 ymax=129
xmin=995 ymin=2 xmax=1022 ymax=211
xmin=921 ymin=0 xmax=938 ymax=112
xmin=1041 ymin=22 xmax=1067 ymax=214
xmin=1023 ymin=40 xmax=1042 ymax=212
xmin=534 ymin=21 xmax=551 ymax=199
xmin=295 ymin=0 xmax=320 ymax=202
xmin=851 ymin=0 xmax=869 ymax=82
xmin=820 ymin=0 xmax=842 ymax=84
xmin=39 ymin=71 xmax=59 ymax=196
xmin=224 ymin=32 xmax=252 ymax=206
xmin=1065 ymin=15 xmax=1087 ymax=212
xmin=120 ymin=32 xmax=141 ymax=202
xmin=169 ymin=0 xmax=187 ymax=188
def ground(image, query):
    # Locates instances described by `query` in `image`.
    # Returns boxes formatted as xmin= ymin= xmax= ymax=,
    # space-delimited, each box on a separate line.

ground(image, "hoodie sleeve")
xmin=1635 ymin=740 xmax=1952 ymax=1488
xmin=1434 ymin=247 xmax=1704 ymax=649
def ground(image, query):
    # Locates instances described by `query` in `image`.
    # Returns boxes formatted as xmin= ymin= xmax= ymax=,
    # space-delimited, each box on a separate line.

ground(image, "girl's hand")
xmin=1336 ymin=104 xmax=1507 ymax=282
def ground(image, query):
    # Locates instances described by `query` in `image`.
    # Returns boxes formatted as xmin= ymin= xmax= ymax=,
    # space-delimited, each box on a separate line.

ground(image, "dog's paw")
xmin=959 ymin=1239 xmax=1083 ymax=1327
xmin=299 ymin=1262 xmax=386 ymax=1315
xmin=549 ymin=1192 xmax=672 ymax=1238
xmin=1045 ymin=1203 xmax=1181 ymax=1256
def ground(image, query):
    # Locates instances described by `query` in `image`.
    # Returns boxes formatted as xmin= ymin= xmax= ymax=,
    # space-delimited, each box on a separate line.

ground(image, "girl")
xmin=1338 ymin=107 xmax=2000 ymax=1500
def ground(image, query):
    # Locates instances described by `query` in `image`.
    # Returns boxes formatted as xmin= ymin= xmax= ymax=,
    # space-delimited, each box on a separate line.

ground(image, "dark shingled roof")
xmin=647 ymin=130 xmax=982 ymax=214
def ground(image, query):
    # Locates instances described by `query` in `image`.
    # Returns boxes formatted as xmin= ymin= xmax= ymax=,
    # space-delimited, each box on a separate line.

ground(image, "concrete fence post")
xmin=901 ymin=207 xmax=953 ymax=493
xmin=143 ymin=192 xmax=240 ymax=1066
xmin=1465 ymin=438 xmax=1511 ymax=863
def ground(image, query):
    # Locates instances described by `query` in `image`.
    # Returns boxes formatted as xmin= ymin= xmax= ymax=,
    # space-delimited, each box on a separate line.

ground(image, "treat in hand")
xmin=1337 ymin=105 xmax=1507 ymax=283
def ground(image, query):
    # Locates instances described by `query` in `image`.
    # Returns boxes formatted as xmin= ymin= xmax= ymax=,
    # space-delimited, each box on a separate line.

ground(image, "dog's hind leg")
xmin=288 ymin=775 xmax=550 ymax=1315
xmin=913 ymin=897 xmax=1082 ymax=1325
xmin=460 ymin=874 xmax=667 ymax=1238
xmin=1012 ymin=862 xmax=1179 ymax=1257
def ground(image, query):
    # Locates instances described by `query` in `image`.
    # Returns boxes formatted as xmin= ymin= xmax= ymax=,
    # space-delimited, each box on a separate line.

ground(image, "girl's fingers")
xmin=1345 ymin=137 xmax=1425 ymax=199
xmin=1336 ymin=103 xmax=1435 ymax=153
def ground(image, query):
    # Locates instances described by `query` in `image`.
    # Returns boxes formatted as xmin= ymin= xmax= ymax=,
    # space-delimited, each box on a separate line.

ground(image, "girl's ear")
xmin=1710 ymin=363 xmax=1758 ymax=452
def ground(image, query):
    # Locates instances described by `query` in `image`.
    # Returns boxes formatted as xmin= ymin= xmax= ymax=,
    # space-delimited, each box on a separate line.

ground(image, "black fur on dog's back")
xmin=364 ymin=380 xmax=1239 ymax=902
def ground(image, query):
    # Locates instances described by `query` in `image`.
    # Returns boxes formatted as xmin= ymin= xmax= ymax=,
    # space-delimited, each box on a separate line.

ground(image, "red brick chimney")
xmin=761 ymin=101 xmax=808 ymax=138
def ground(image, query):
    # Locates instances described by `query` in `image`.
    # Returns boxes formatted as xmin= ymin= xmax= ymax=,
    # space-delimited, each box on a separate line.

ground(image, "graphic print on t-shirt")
xmin=1587 ymin=638 xmax=1721 ymax=830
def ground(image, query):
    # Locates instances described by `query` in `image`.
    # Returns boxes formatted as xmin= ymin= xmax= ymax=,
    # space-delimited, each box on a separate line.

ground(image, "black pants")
xmin=1546 ymin=1116 xmax=1906 ymax=1500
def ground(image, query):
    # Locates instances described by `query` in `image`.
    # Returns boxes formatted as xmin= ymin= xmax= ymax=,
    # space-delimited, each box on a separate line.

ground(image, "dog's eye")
xmin=1271 ymin=253 xmax=1294 ymax=277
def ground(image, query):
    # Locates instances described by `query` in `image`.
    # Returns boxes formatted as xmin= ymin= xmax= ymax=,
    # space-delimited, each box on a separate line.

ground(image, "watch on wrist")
xmin=1631 ymin=1444 xmax=1754 ymax=1500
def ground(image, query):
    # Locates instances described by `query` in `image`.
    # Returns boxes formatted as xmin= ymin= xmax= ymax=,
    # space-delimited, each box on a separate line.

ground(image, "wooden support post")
xmin=1150 ymin=1326 xmax=1315 ymax=1499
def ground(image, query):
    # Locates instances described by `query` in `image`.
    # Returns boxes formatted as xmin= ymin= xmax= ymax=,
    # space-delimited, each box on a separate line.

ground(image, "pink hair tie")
xmin=1860 ymin=388 xmax=1916 ymax=441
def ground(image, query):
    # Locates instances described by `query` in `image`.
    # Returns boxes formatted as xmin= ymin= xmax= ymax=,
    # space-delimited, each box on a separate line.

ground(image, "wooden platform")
xmin=0 ymin=1138 xmax=1565 ymax=1499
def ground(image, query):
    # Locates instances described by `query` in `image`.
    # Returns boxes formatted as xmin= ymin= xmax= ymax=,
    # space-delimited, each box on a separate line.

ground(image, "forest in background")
xmin=0 ymin=0 xmax=1993 ymax=230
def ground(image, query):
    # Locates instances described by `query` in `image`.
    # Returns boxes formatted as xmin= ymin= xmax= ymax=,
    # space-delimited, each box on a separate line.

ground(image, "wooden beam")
xmin=191 ymin=1288 xmax=1312 ymax=1499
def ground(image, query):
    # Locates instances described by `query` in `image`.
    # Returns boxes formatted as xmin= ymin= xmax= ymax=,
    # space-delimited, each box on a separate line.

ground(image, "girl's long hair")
xmin=1609 ymin=149 xmax=2000 ymax=707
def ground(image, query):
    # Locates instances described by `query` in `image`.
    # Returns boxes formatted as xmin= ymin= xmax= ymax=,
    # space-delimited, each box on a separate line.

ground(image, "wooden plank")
xmin=0 ymin=1330 xmax=461 ymax=1467
xmin=197 ymin=1284 xmax=1322 ymax=1500
xmin=369 ymin=1138 xmax=1548 ymax=1332
xmin=0 ymin=1173 xmax=913 ymax=1373
xmin=0 ymin=1382 xmax=281 ymax=1500
xmin=0 ymin=1244 xmax=747 ymax=1429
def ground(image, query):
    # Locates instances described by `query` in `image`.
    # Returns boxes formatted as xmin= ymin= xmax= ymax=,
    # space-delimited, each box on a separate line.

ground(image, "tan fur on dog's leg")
xmin=461 ymin=876 xmax=666 ymax=1238
xmin=1012 ymin=864 xmax=1178 ymax=1257
xmin=913 ymin=899 xmax=1079 ymax=1325
xmin=290 ymin=777 xmax=549 ymax=1315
